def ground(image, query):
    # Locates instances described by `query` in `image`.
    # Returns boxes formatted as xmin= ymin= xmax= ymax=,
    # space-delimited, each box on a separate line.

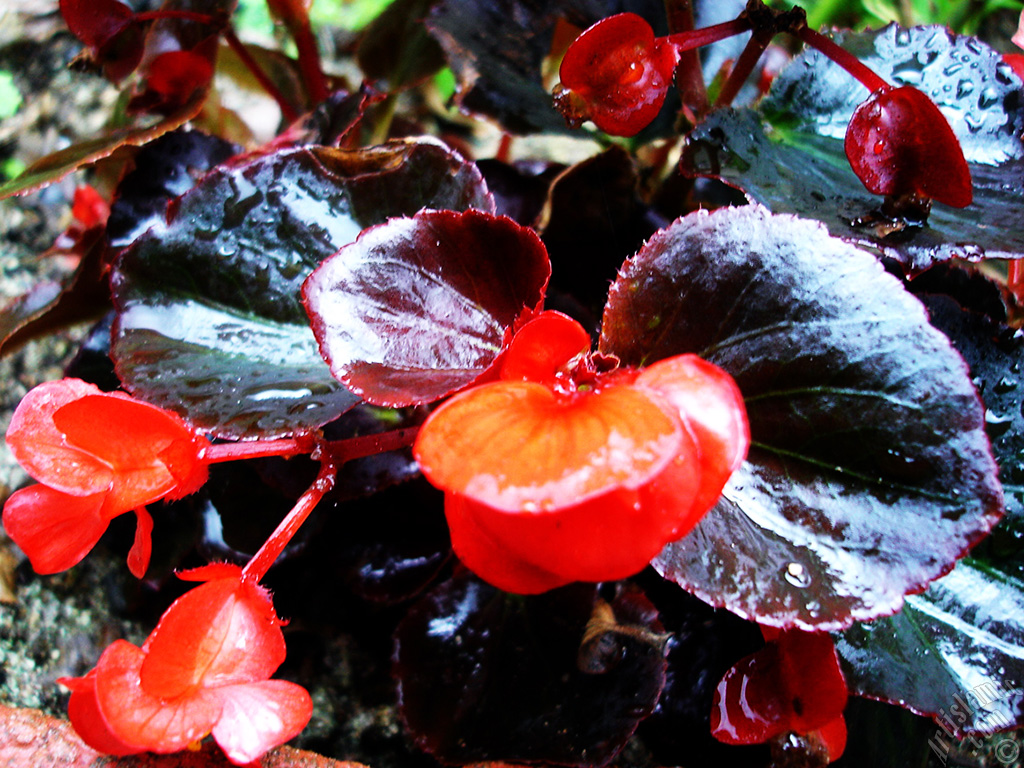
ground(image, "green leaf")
xmin=599 ymin=205 xmax=1003 ymax=630
xmin=112 ymin=139 xmax=494 ymax=439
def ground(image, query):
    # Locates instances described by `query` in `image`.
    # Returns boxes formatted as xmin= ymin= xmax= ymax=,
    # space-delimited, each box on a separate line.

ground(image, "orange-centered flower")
xmin=413 ymin=310 xmax=749 ymax=594
xmin=3 ymin=378 xmax=208 ymax=577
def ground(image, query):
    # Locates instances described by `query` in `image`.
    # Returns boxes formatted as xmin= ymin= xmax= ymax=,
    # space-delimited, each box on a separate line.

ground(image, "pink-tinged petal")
xmin=415 ymin=380 xmax=682 ymax=512
xmin=60 ymin=671 xmax=142 ymax=757
xmin=500 ymin=311 xmax=591 ymax=386
xmin=636 ymin=354 xmax=749 ymax=514
xmin=140 ymin=574 xmax=286 ymax=698
xmin=2 ymin=486 xmax=108 ymax=574
xmin=55 ymin=393 xmax=207 ymax=511
xmin=94 ymin=640 xmax=221 ymax=753
xmin=5 ymin=379 xmax=113 ymax=496
xmin=126 ymin=507 xmax=154 ymax=579
xmin=211 ymin=680 xmax=313 ymax=765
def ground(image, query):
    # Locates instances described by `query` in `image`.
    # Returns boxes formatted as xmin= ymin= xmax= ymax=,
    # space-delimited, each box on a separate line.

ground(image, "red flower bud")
xmin=845 ymin=84 xmax=972 ymax=208
xmin=556 ymin=13 xmax=679 ymax=136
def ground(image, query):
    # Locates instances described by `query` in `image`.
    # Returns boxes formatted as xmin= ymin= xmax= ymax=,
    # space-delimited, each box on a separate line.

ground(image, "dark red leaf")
xmin=303 ymin=209 xmax=550 ymax=407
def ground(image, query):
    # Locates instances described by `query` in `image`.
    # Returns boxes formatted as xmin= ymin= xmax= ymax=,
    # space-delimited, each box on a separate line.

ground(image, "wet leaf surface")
xmin=600 ymin=205 xmax=1003 ymax=630
xmin=106 ymin=129 xmax=238 ymax=248
xmin=304 ymin=209 xmax=549 ymax=407
xmin=394 ymin=576 xmax=666 ymax=765
xmin=681 ymin=109 xmax=1024 ymax=273
xmin=111 ymin=140 xmax=492 ymax=438
xmin=682 ymin=24 xmax=1024 ymax=272
xmin=836 ymin=557 xmax=1024 ymax=736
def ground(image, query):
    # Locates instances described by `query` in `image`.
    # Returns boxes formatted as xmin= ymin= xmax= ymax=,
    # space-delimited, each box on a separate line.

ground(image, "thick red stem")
xmin=795 ymin=27 xmax=888 ymax=93
xmin=663 ymin=0 xmax=708 ymax=117
xmin=223 ymin=27 xmax=300 ymax=122
xmin=133 ymin=10 xmax=220 ymax=25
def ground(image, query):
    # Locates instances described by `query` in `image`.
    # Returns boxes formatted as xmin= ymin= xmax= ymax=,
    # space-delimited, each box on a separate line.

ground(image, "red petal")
xmin=443 ymin=423 xmax=700 ymax=593
xmin=2 ymin=486 xmax=108 ymax=574
xmin=144 ymin=50 xmax=215 ymax=107
xmin=61 ymin=671 xmax=142 ymax=756
xmin=415 ymin=380 xmax=682 ymax=511
xmin=6 ymin=379 xmax=113 ymax=496
xmin=500 ymin=310 xmax=591 ymax=386
xmin=636 ymin=354 xmax=749 ymax=514
xmin=211 ymin=680 xmax=313 ymax=764
xmin=54 ymin=392 xmax=207 ymax=512
xmin=59 ymin=0 xmax=133 ymax=49
xmin=126 ymin=507 xmax=154 ymax=579
xmin=711 ymin=630 xmax=848 ymax=745
xmin=811 ymin=716 xmax=848 ymax=763
xmin=94 ymin=640 xmax=221 ymax=753
xmin=845 ymin=85 xmax=972 ymax=207
xmin=140 ymin=574 xmax=286 ymax=698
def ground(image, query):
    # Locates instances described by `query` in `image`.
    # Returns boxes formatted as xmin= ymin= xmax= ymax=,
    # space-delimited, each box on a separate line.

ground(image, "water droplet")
xmin=957 ymin=80 xmax=975 ymax=99
xmin=522 ymin=501 xmax=539 ymax=512
xmin=979 ymin=87 xmax=1000 ymax=110
xmin=995 ymin=376 xmax=1018 ymax=394
xmin=874 ymin=140 xmax=885 ymax=155
xmin=986 ymin=409 xmax=1014 ymax=438
xmin=943 ymin=63 xmax=963 ymax=77
xmin=784 ymin=562 xmax=811 ymax=588
xmin=895 ymin=29 xmax=912 ymax=46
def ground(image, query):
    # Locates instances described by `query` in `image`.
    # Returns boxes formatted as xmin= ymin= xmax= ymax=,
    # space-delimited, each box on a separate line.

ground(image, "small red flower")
xmin=60 ymin=564 xmax=312 ymax=765
xmin=413 ymin=311 xmax=749 ymax=594
xmin=711 ymin=628 xmax=848 ymax=763
xmin=845 ymin=84 xmax=972 ymax=208
xmin=3 ymin=379 xmax=208 ymax=577
xmin=555 ymin=13 xmax=680 ymax=136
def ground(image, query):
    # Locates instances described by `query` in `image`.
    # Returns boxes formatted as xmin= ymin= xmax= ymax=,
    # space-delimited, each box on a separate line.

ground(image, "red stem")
xmin=236 ymin=425 xmax=419 ymax=584
xmin=663 ymin=0 xmax=708 ymax=117
xmin=133 ymin=10 xmax=219 ymax=25
xmin=242 ymin=452 xmax=338 ymax=584
xmin=288 ymin=16 xmax=330 ymax=105
xmin=665 ymin=17 xmax=752 ymax=54
xmin=223 ymin=27 xmax=300 ymax=123
xmin=203 ymin=435 xmax=316 ymax=463
xmin=1009 ymin=259 xmax=1024 ymax=300
xmin=795 ymin=27 xmax=889 ymax=93
xmin=714 ymin=30 xmax=769 ymax=107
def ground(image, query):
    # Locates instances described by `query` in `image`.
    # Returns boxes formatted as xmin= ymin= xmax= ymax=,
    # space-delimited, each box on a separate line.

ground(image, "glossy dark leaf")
xmin=107 ymin=129 xmax=239 ymax=248
xmin=836 ymin=557 xmax=1024 ymax=736
xmin=681 ymin=109 xmax=1024 ymax=273
xmin=425 ymin=0 xmax=670 ymax=135
xmin=112 ymin=139 xmax=493 ymax=438
xmin=599 ymin=205 xmax=1003 ymax=630
xmin=922 ymin=295 xmax=1024 ymax=524
xmin=303 ymin=209 xmax=549 ymax=407
xmin=681 ymin=24 xmax=1024 ymax=272
xmin=394 ymin=575 xmax=667 ymax=765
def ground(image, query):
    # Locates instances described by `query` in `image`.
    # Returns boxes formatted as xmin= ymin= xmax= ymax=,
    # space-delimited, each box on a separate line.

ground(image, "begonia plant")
xmin=1 ymin=0 xmax=1023 ymax=766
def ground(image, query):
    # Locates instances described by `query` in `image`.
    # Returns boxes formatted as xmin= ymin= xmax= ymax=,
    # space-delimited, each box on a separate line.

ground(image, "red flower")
xmin=60 ymin=564 xmax=312 ymax=765
xmin=3 ymin=379 xmax=208 ymax=577
xmin=413 ymin=311 xmax=749 ymax=594
xmin=845 ymin=84 xmax=972 ymax=208
xmin=711 ymin=628 xmax=848 ymax=763
xmin=555 ymin=13 xmax=680 ymax=136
